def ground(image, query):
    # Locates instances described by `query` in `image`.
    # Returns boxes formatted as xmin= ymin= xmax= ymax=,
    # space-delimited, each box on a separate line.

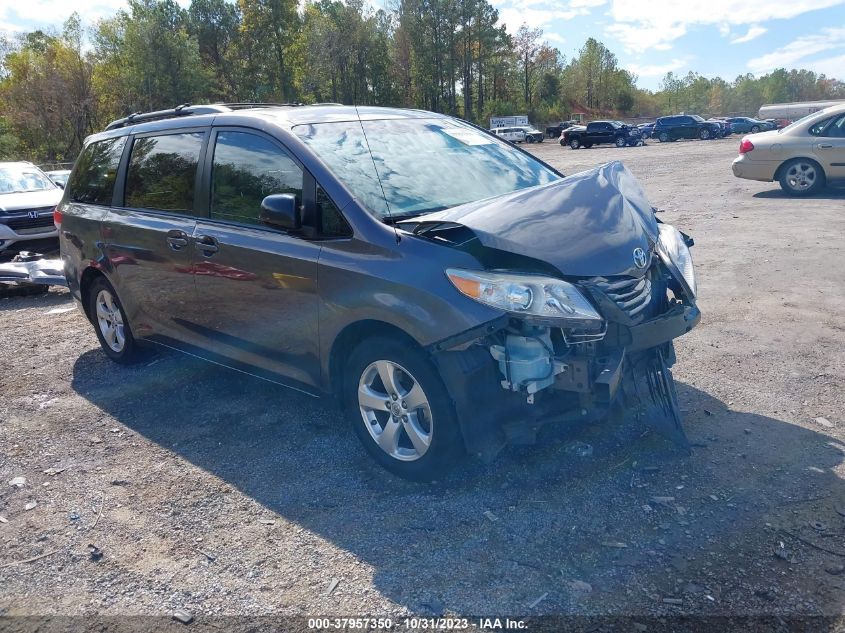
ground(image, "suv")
xmin=0 ymin=162 xmax=64 ymax=256
xmin=562 ymin=120 xmax=641 ymax=149
xmin=653 ymin=115 xmax=721 ymax=142
xmin=59 ymin=104 xmax=700 ymax=481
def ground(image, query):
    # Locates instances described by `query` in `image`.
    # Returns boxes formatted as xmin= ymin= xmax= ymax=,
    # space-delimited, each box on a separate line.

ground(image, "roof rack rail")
xmin=104 ymin=103 xmax=232 ymax=131
xmin=217 ymin=102 xmax=306 ymax=109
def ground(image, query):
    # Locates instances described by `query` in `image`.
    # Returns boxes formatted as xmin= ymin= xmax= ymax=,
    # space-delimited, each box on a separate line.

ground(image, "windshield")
xmin=294 ymin=118 xmax=560 ymax=219
xmin=0 ymin=165 xmax=56 ymax=194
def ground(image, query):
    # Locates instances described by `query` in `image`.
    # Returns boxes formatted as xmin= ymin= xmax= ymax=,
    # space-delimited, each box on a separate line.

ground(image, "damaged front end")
xmin=414 ymin=162 xmax=701 ymax=460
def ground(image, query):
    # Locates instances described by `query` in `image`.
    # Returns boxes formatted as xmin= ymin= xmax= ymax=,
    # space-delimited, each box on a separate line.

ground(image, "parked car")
xmin=732 ymin=103 xmax=845 ymax=196
xmin=561 ymin=120 xmax=641 ymax=149
xmin=725 ymin=117 xmax=775 ymax=134
xmin=59 ymin=103 xmax=700 ymax=481
xmin=0 ymin=162 xmax=63 ymax=256
xmin=707 ymin=118 xmax=732 ymax=137
xmin=45 ymin=169 xmax=72 ymax=188
xmin=638 ymin=122 xmax=655 ymax=139
xmin=653 ymin=115 xmax=721 ymax=142
xmin=545 ymin=120 xmax=577 ymax=138
xmin=513 ymin=125 xmax=544 ymax=143
xmin=491 ymin=127 xmax=527 ymax=143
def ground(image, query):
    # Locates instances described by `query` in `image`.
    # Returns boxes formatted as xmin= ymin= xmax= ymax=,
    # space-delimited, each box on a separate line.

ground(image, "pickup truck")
xmin=561 ymin=120 xmax=641 ymax=149
xmin=545 ymin=120 xmax=577 ymax=138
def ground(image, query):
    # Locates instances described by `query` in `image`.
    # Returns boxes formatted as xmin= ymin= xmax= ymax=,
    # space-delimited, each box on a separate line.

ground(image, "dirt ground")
xmin=1 ymin=136 xmax=845 ymax=629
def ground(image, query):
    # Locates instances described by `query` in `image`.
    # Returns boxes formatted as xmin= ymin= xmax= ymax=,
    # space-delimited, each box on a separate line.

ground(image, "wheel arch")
xmin=327 ymin=319 xmax=424 ymax=398
xmin=774 ymin=156 xmax=826 ymax=183
xmin=79 ymin=266 xmax=109 ymax=323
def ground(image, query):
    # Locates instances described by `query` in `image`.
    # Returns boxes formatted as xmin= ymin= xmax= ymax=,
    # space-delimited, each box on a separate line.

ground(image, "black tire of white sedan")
xmin=88 ymin=276 xmax=143 ymax=364
xmin=345 ymin=337 xmax=464 ymax=481
xmin=779 ymin=158 xmax=825 ymax=197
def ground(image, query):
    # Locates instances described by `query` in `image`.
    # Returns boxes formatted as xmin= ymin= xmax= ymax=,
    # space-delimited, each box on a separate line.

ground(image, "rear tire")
xmin=344 ymin=337 xmax=464 ymax=482
xmin=778 ymin=158 xmax=825 ymax=197
xmin=658 ymin=132 xmax=669 ymax=143
xmin=87 ymin=277 xmax=143 ymax=364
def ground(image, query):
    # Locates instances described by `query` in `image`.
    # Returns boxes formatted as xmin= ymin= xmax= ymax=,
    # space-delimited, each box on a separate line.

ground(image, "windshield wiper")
xmin=382 ymin=207 xmax=448 ymax=225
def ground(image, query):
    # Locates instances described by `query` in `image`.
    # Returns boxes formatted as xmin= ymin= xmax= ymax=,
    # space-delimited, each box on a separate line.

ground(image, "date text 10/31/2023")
xmin=307 ymin=617 xmax=528 ymax=630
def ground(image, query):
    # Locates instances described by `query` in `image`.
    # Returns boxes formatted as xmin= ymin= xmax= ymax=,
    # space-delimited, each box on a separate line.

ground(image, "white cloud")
xmin=0 ymin=0 xmax=191 ymax=31
xmin=498 ymin=6 xmax=589 ymax=34
xmin=747 ymin=26 xmax=845 ymax=73
xmin=626 ymin=57 xmax=690 ymax=77
xmin=811 ymin=52 xmax=845 ymax=79
xmin=605 ymin=0 xmax=845 ymax=53
xmin=731 ymin=25 xmax=767 ymax=44
xmin=545 ymin=32 xmax=566 ymax=44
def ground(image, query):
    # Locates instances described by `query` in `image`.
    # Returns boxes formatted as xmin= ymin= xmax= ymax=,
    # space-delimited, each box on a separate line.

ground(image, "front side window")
xmin=0 ymin=164 xmax=56 ymax=195
xmin=66 ymin=136 xmax=126 ymax=205
xmin=125 ymin=132 xmax=204 ymax=212
xmin=294 ymin=118 xmax=559 ymax=219
xmin=210 ymin=131 xmax=303 ymax=226
xmin=809 ymin=118 xmax=832 ymax=136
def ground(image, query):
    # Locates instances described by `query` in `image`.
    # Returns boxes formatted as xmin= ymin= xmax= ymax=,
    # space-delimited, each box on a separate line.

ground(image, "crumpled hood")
xmin=416 ymin=161 xmax=659 ymax=277
xmin=0 ymin=188 xmax=63 ymax=212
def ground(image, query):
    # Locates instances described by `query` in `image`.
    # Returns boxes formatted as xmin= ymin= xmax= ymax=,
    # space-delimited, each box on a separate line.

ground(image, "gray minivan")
xmin=58 ymin=103 xmax=700 ymax=481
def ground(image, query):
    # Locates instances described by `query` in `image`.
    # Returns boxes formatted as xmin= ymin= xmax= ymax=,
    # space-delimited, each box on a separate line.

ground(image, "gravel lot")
xmin=2 ymin=137 xmax=845 ymax=627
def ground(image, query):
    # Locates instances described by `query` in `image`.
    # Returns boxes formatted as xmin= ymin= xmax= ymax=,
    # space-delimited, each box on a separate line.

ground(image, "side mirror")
xmin=260 ymin=193 xmax=300 ymax=231
xmin=54 ymin=181 xmax=64 ymax=189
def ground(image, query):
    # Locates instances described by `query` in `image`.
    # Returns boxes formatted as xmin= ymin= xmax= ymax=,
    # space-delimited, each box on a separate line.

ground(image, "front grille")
xmin=4 ymin=208 xmax=56 ymax=233
xmin=587 ymin=265 xmax=663 ymax=323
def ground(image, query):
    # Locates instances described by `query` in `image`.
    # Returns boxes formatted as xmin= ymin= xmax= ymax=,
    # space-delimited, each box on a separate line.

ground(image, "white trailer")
xmin=490 ymin=115 xmax=529 ymax=129
xmin=758 ymin=100 xmax=845 ymax=120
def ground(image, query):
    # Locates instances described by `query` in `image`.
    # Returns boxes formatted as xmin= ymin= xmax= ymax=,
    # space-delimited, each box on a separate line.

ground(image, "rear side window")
xmin=210 ymin=131 xmax=303 ymax=226
xmin=125 ymin=132 xmax=204 ymax=212
xmin=66 ymin=136 xmax=126 ymax=205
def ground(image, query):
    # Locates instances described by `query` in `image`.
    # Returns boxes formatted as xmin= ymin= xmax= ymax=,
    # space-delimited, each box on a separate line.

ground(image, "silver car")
xmin=0 ymin=162 xmax=63 ymax=254
xmin=731 ymin=104 xmax=845 ymax=196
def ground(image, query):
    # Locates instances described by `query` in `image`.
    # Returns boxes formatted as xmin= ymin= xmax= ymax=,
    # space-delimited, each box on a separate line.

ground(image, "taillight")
xmin=739 ymin=138 xmax=754 ymax=154
xmin=53 ymin=206 xmax=63 ymax=228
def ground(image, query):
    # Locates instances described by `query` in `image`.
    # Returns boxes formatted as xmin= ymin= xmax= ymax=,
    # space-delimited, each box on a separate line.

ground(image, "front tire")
xmin=779 ymin=158 xmax=825 ymax=197
xmin=658 ymin=132 xmax=669 ymax=143
xmin=569 ymin=138 xmax=580 ymax=149
xmin=615 ymin=136 xmax=626 ymax=148
xmin=87 ymin=277 xmax=143 ymax=364
xmin=750 ymin=125 xmax=760 ymax=134
xmin=699 ymin=128 xmax=710 ymax=140
xmin=344 ymin=338 xmax=464 ymax=482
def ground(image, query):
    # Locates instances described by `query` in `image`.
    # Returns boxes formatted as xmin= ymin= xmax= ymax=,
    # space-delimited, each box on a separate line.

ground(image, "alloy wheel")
xmin=95 ymin=289 xmax=126 ymax=353
xmin=785 ymin=162 xmax=817 ymax=192
xmin=357 ymin=360 xmax=433 ymax=462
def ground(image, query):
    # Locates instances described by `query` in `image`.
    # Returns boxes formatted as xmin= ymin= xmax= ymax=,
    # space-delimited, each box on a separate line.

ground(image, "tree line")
xmin=1 ymin=0 xmax=843 ymax=162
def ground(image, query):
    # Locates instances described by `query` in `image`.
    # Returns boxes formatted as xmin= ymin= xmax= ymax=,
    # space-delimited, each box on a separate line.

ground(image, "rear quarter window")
xmin=66 ymin=136 xmax=127 ymax=206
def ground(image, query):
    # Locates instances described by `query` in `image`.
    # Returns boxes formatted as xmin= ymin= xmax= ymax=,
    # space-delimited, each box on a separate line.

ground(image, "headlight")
xmin=445 ymin=268 xmax=603 ymax=324
xmin=657 ymin=224 xmax=696 ymax=298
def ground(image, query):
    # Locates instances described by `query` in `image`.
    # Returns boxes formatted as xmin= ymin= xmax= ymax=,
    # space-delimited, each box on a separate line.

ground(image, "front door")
xmin=102 ymin=130 xmax=207 ymax=341
xmin=188 ymin=129 xmax=322 ymax=389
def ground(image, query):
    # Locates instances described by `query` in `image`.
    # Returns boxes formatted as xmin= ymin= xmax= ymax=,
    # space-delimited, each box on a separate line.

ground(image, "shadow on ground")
xmin=71 ymin=347 xmax=845 ymax=617
xmin=753 ymin=188 xmax=845 ymax=200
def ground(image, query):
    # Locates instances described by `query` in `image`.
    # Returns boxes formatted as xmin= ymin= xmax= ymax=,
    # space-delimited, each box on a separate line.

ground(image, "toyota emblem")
xmin=633 ymin=247 xmax=648 ymax=269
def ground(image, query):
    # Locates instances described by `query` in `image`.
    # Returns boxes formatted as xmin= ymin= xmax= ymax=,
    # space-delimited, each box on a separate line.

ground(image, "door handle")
xmin=194 ymin=234 xmax=219 ymax=256
xmin=817 ymin=143 xmax=833 ymax=149
xmin=166 ymin=229 xmax=188 ymax=251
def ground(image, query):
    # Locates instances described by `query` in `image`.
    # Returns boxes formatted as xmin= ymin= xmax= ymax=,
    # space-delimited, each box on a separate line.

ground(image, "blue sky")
xmin=1 ymin=0 xmax=843 ymax=90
